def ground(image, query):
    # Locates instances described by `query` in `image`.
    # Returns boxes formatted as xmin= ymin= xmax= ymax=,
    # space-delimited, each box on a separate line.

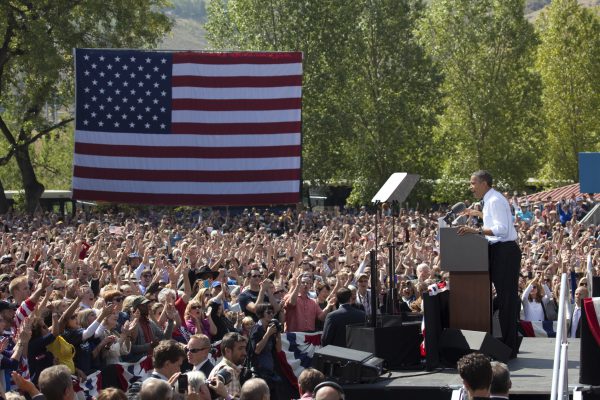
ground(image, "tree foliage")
xmin=417 ymin=0 xmax=543 ymax=202
xmin=536 ymin=0 xmax=600 ymax=182
xmin=206 ymin=0 xmax=442 ymax=206
xmin=0 ymin=0 xmax=172 ymax=213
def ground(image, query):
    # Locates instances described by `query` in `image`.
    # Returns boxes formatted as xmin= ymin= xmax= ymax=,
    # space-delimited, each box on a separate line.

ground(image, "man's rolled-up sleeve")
xmin=488 ymin=198 xmax=511 ymax=239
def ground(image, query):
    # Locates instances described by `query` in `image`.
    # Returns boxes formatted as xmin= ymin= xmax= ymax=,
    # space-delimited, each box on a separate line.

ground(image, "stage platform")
xmin=344 ymin=338 xmax=587 ymax=400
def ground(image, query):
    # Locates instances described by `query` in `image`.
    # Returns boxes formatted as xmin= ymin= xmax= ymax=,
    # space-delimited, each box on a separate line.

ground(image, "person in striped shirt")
xmin=8 ymin=272 xmax=50 ymax=331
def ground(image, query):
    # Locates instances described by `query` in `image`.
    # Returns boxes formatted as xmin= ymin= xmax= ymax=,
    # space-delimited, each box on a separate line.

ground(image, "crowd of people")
xmin=0 ymin=188 xmax=595 ymax=400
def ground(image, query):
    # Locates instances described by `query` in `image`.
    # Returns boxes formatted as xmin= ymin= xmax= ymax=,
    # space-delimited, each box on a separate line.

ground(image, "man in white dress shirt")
xmin=459 ymin=170 xmax=521 ymax=357
xmin=570 ymin=286 xmax=589 ymax=338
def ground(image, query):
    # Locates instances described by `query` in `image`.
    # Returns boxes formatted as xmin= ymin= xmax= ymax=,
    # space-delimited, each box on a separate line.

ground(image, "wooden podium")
xmin=440 ymin=227 xmax=491 ymax=333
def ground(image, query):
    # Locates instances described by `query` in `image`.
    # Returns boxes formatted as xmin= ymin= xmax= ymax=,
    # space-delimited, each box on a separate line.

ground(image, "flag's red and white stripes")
xmin=14 ymin=298 xmax=35 ymax=330
xmin=519 ymin=320 xmax=557 ymax=337
xmin=73 ymin=51 xmax=302 ymax=206
xmin=583 ymin=298 xmax=600 ymax=346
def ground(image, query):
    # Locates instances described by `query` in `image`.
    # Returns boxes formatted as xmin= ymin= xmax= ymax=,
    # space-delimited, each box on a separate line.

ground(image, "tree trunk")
xmin=15 ymin=145 xmax=44 ymax=214
xmin=0 ymin=179 xmax=9 ymax=214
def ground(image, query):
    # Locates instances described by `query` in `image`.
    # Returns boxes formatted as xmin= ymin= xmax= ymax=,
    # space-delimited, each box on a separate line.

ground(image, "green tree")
xmin=206 ymin=0 xmax=442 ymax=205
xmin=0 ymin=1 xmax=172 ymax=213
xmin=341 ymin=1 xmax=442 ymax=204
xmin=536 ymin=0 xmax=600 ymax=182
xmin=417 ymin=0 xmax=543 ymax=201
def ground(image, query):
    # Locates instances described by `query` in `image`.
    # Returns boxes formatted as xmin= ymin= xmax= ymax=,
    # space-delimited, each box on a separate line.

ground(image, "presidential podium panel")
xmin=440 ymin=227 xmax=491 ymax=333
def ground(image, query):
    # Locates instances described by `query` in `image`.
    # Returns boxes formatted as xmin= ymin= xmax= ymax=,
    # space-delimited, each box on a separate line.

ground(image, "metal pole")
xmin=586 ymin=254 xmax=593 ymax=298
xmin=370 ymin=249 xmax=377 ymax=327
xmin=551 ymin=273 xmax=568 ymax=400
xmin=557 ymin=342 xmax=569 ymax=400
xmin=370 ymin=202 xmax=379 ymax=327
xmin=388 ymin=202 xmax=396 ymax=314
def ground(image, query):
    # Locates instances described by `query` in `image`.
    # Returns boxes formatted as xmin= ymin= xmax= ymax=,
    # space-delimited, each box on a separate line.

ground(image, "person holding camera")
xmin=171 ymin=370 xmax=229 ymax=400
xmin=209 ymin=332 xmax=248 ymax=400
xmin=248 ymin=303 xmax=297 ymax=400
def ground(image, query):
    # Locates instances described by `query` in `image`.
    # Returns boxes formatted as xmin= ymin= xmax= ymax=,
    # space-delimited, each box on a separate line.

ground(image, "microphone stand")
xmin=370 ymin=201 xmax=380 ymax=328
xmin=387 ymin=200 xmax=399 ymax=316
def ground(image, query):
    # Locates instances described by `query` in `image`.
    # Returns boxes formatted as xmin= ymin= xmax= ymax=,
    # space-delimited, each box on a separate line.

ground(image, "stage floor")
xmin=344 ymin=338 xmax=582 ymax=399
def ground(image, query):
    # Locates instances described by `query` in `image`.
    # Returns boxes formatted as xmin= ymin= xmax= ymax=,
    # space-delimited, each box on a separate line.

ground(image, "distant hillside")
xmin=526 ymin=0 xmax=600 ymax=21
xmin=158 ymin=0 xmax=600 ymax=50
xmin=158 ymin=17 xmax=207 ymax=50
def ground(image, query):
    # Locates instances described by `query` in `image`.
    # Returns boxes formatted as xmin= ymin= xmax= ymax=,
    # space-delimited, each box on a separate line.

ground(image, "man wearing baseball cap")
xmin=124 ymin=296 xmax=175 ymax=364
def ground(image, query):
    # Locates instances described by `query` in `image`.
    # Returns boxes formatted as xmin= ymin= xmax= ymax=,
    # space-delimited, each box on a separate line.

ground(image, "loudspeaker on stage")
xmin=439 ymin=328 xmax=512 ymax=366
xmin=312 ymin=345 xmax=384 ymax=384
xmin=346 ymin=320 xmax=422 ymax=370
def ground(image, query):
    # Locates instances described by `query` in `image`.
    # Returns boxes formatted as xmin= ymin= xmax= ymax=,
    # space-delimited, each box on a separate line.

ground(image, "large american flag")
xmin=73 ymin=49 xmax=302 ymax=206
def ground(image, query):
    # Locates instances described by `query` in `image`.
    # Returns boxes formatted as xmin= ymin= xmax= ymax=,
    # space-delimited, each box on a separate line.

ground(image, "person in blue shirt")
xmin=557 ymin=202 xmax=572 ymax=226
xmin=516 ymin=204 xmax=533 ymax=226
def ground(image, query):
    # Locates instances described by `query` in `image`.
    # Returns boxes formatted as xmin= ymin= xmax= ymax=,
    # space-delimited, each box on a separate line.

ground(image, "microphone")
xmin=443 ymin=202 xmax=466 ymax=225
xmin=452 ymin=214 xmax=469 ymax=226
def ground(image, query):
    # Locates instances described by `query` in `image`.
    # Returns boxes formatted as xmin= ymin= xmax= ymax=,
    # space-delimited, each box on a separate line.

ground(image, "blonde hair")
xmin=526 ymin=280 xmax=545 ymax=303
xmin=78 ymin=309 xmax=97 ymax=329
xmin=184 ymin=299 xmax=202 ymax=321
xmin=193 ymin=287 xmax=210 ymax=306
xmin=9 ymin=276 xmax=27 ymax=296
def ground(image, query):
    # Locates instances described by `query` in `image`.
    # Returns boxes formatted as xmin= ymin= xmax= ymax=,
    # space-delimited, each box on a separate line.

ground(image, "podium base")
xmin=449 ymin=271 xmax=491 ymax=332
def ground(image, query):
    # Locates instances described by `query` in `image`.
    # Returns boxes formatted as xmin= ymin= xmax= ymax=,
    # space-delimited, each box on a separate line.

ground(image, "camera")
xmin=206 ymin=369 xmax=232 ymax=399
xmin=177 ymin=374 xmax=188 ymax=394
xmin=269 ymin=318 xmax=283 ymax=333
xmin=215 ymin=369 xmax=232 ymax=385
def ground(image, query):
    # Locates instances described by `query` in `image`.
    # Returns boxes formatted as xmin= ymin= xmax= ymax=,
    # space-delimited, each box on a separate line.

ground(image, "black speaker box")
xmin=347 ymin=321 xmax=422 ymax=369
xmin=592 ymin=277 xmax=600 ymax=297
xmin=439 ymin=328 xmax=512 ymax=366
xmin=312 ymin=345 xmax=384 ymax=384
xmin=377 ymin=313 xmax=423 ymax=325
xmin=580 ymin=306 xmax=600 ymax=385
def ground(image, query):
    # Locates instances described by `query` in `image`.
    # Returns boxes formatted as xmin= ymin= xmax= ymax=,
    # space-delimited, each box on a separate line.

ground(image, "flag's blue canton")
xmin=76 ymin=49 xmax=173 ymax=133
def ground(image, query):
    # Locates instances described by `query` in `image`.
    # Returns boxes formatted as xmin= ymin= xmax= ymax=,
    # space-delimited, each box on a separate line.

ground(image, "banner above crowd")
xmin=72 ymin=49 xmax=303 ymax=206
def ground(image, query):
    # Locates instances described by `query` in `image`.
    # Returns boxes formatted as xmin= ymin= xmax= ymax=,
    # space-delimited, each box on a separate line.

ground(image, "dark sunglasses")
xmin=185 ymin=346 xmax=209 ymax=354
xmin=251 ymin=274 xmax=261 ymax=278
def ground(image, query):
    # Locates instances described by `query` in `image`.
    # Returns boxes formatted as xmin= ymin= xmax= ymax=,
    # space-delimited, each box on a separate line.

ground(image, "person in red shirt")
xmin=283 ymin=274 xmax=335 ymax=332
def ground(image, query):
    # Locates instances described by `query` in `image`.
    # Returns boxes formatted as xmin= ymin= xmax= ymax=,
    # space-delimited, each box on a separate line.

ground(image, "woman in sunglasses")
xmin=521 ymin=274 xmax=551 ymax=322
xmin=184 ymin=300 xmax=216 ymax=341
